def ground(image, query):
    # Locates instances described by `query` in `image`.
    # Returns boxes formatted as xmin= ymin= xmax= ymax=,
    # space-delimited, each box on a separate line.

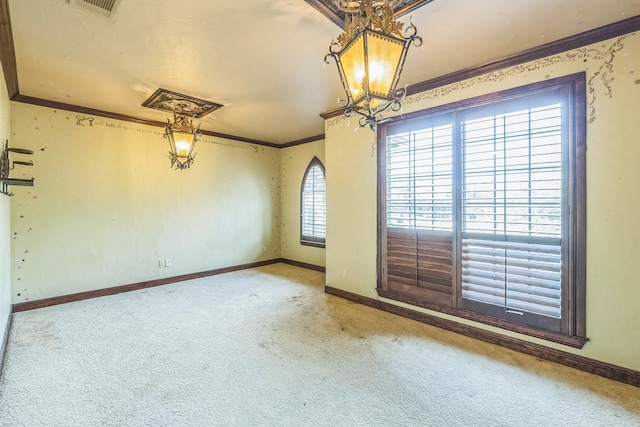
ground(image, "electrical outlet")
xmin=342 ymin=269 xmax=348 ymax=278
xmin=159 ymin=260 xmax=164 ymax=268
xmin=165 ymin=258 xmax=172 ymax=267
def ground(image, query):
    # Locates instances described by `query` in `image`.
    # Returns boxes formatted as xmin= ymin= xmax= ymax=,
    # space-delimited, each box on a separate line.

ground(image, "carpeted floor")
xmin=0 ymin=263 xmax=639 ymax=426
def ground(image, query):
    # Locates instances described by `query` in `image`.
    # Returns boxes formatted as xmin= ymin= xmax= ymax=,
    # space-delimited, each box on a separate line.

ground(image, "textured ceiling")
xmin=6 ymin=0 xmax=640 ymax=144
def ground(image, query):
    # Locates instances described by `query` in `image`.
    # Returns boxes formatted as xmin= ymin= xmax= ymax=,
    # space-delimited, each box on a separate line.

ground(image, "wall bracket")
xmin=1 ymin=140 xmax=34 ymax=197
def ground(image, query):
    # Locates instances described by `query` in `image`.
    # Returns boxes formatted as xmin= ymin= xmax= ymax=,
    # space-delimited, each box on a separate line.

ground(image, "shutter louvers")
xmin=386 ymin=230 xmax=418 ymax=287
xmin=380 ymin=76 xmax=586 ymax=340
xmin=385 ymin=122 xmax=454 ymax=307
xmin=301 ymin=163 xmax=326 ymax=240
xmin=461 ymin=238 xmax=561 ymax=318
xmin=386 ymin=229 xmax=453 ymax=307
xmin=417 ymin=233 xmax=453 ymax=298
xmin=460 ymin=103 xmax=564 ymax=326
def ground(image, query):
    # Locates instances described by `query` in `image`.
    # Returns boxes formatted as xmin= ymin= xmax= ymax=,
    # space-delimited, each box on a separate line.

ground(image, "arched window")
xmin=300 ymin=157 xmax=326 ymax=248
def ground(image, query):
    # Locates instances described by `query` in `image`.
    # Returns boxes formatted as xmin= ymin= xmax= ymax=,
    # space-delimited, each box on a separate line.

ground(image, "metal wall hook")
xmin=1 ymin=139 xmax=35 ymax=197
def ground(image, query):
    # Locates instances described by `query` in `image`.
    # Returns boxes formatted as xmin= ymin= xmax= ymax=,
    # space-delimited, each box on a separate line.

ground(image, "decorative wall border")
xmin=0 ymin=0 xmax=318 ymax=148
xmin=13 ymin=96 xmax=324 ymax=148
xmin=401 ymin=34 xmax=632 ymax=124
xmin=4 ymin=1 xmax=640 ymax=145
xmin=325 ymin=286 xmax=640 ymax=388
xmin=322 ymin=15 xmax=640 ymax=124
xmin=11 ymin=95 xmax=282 ymax=148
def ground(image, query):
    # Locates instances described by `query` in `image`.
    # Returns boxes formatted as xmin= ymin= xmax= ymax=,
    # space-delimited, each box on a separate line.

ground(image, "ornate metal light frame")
xmin=325 ymin=0 xmax=422 ymax=129
xmin=163 ymin=111 xmax=201 ymax=170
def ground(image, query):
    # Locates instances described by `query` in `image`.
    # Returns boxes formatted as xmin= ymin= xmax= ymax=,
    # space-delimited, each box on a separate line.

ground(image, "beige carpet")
xmin=0 ymin=263 xmax=639 ymax=426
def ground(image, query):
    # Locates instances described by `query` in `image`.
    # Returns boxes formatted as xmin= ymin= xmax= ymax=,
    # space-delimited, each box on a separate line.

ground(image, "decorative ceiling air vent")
xmin=67 ymin=0 xmax=121 ymax=18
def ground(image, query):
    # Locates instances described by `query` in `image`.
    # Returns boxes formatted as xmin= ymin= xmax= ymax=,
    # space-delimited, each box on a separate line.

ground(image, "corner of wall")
xmin=279 ymin=140 xmax=326 ymax=268
xmin=0 ymin=59 xmax=13 ymax=365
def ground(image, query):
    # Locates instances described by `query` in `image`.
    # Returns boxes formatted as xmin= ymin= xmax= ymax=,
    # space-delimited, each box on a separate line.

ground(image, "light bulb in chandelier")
xmin=325 ymin=0 xmax=423 ymax=130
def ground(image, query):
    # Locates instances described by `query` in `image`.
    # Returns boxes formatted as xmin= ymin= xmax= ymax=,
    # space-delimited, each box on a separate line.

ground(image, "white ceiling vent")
xmin=67 ymin=0 xmax=121 ymax=18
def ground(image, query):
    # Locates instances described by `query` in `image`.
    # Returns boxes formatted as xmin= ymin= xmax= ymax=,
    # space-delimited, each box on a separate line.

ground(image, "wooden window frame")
xmin=377 ymin=73 xmax=587 ymax=348
xmin=300 ymin=156 xmax=326 ymax=248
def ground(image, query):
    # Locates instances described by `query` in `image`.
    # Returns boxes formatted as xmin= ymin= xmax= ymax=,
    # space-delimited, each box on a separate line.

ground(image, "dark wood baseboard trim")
xmin=0 ymin=309 xmax=12 ymax=378
xmin=325 ymin=286 xmax=378 ymax=308
xmin=279 ymin=258 xmax=326 ymax=272
xmin=12 ymin=259 xmax=283 ymax=312
xmin=377 ymin=288 xmax=587 ymax=349
xmin=10 ymin=259 xmax=325 ymax=313
xmin=325 ymin=286 xmax=640 ymax=388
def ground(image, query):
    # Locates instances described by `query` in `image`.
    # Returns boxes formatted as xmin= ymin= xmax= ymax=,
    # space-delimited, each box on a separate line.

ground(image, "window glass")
xmin=378 ymin=74 xmax=586 ymax=346
xmin=301 ymin=157 xmax=326 ymax=246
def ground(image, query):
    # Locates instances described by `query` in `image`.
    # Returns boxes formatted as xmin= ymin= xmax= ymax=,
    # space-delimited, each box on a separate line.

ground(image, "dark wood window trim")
xmin=377 ymin=73 xmax=587 ymax=349
xmin=300 ymin=239 xmax=326 ymax=249
xmin=300 ymin=156 xmax=326 ymax=249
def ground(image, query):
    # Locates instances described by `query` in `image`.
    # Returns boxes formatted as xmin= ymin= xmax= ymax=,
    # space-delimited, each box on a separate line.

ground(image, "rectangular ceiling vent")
xmin=67 ymin=0 xmax=121 ymax=18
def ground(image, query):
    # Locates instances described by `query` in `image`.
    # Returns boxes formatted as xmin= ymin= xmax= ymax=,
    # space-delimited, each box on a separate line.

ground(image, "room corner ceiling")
xmin=3 ymin=0 xmax=640 ymax=145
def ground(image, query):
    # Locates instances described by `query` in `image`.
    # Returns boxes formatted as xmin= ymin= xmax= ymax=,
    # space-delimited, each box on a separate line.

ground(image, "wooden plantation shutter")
xmin=384 ymin=121 xmax=455 ymax=307
xmin=459 ymin=102 xmax=565 ymax=331
xmin=378 ymin=74 xmax=587 ymax=344
xmin=301 ymin=157 xmax=326 ymax=245
xmin=461 ymin=239 xmax=561 ymax=317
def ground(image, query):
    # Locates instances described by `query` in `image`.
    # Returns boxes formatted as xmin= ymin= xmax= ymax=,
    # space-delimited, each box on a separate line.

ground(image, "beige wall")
xmin=0 ymin=62 xmax=11 ymax=341
xmin=280 ymin=140 xmax=326 ymax=267
xmin=325 ymin=32 xmax=640 ymax=371
xmin=9 ymin=103 xmax=281 ymax=302
xmin=4 ymin=28 xmax=639 ymax=374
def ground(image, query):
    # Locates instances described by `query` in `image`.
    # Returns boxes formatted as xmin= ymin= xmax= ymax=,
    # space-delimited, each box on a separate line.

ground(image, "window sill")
xmin=300 ymin=239 xmax=326 ymax=249
xmin=377 ymin=288 xmax=588 ymax=349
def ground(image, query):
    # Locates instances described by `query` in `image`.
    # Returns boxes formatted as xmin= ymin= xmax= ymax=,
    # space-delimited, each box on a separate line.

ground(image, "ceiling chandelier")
xmin=163 ymin=111 xmax=201 ymax=170
xmin=325 ymin=0 xmax=422 ymax=130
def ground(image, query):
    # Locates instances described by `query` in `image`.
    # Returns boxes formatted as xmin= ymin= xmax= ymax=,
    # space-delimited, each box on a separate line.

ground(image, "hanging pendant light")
xmin=325 ymin=0 xmax=422 ymax=130
xmin=163 ymin=111 xmax=201 ymax=170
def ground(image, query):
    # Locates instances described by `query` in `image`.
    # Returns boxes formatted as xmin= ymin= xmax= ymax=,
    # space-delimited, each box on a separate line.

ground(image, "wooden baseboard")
xmin=0 ymin=309 xmax=12 ymax=378
xmin=10 ymin=259 xmax=325 ymax=313
xmin=325 ymin=286 xmax=640 ymax=388
xmin=279 ymin=258 xmax=326 ymax=272
xmin=12 ymin=259 xmax=283 ymax=312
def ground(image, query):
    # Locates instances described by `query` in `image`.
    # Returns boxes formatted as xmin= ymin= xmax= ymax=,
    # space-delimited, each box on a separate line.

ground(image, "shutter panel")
xmin=386 ymin=230 xmax=417 ymax=286
xmin=461 ymin=238 xmax=561 ymax=318
xmin=417 ymin=232 xmax=453 ymax=296
xmin=384 ymin=121 xmax=454 ymax=307
xmin=386 ymin=125 xmax=453 ymax=230
xmin=459 ymin=103 xmax=564 ymax=327
xmin=386 ymin=229 xmax=453 ymax=307
xmin=380 ymin=77 xmax=586 ymax=339
xmin=301 ymin=163 xmax=326 ymax=239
